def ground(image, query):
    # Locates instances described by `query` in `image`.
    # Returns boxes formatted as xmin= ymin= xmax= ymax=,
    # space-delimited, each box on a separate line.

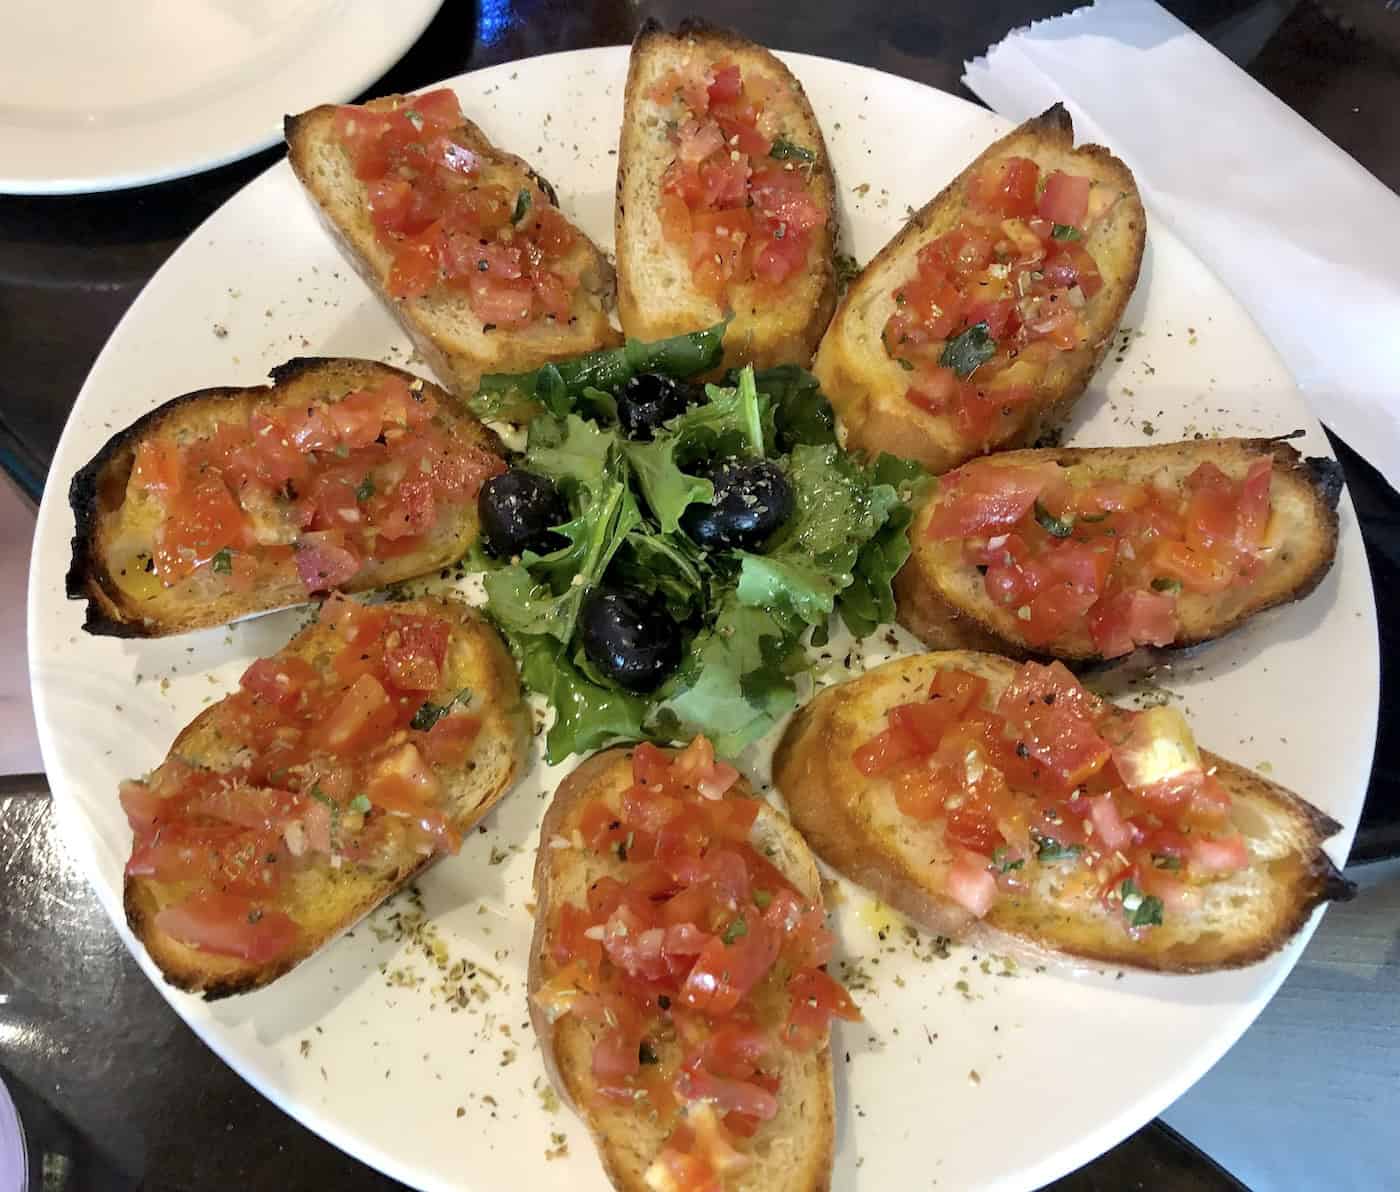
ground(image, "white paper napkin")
xmin=964 ymin=0 xmax=1400 ymax=488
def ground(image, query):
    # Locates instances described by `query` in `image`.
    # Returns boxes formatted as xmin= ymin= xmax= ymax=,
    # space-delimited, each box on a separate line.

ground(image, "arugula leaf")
xmin=940 ymin=321 xmax=997 ymax=378
xmin=611 ymin=532 xmax=708 ymax=620
xmin=623 ymin=436 xmax=714 ymax=534
xmin=519 ymin=635 xmax=648 ymax=763
xmin=748 ymin=365 xmax=837 ymax=451
xmin=525 ymin=413 xmax=612 ymax=493
xmin=735 ymin=553 xmax=841 ymax=631
xmin=650 ymin=595 xmax=797 ymax=755
xmin=484 ymin=416 xmax=639 ymax=643
xmin=840 ymin=454 xmax=929 ymax=638
xmin=470 ymin=323 xmax=727 ymax=420
xmin=666 ymin=367 xmax=772 ymax=463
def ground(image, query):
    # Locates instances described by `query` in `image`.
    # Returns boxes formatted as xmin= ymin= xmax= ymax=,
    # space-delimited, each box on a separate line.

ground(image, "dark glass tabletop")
xmin=3 ymin=1 xmax=1396 ymax=1189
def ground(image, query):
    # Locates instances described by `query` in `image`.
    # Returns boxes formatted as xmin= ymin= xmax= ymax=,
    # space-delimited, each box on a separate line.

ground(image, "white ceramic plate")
xmin=29 ymin=47 xmax=1377 ymax=1192
xmin=0 ymin=0 xmax=443 ymax=194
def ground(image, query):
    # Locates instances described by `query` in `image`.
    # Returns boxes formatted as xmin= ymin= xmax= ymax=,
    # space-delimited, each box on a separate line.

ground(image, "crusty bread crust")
xmin=896 ymin=437 xmax=1342 ymax=661
xmin=815 ymin=103 xmax=1145 ymax=472
xmin=124 ymin=597 xmax=530 ymax=1000
xmin=773 ymin=652 xmax=1351 ymax=974
xmin=528 ymin=747 xmax=835 ymax=1192
xmin=67 ymin=358 xmax=504 ymax=638
xmin=286 ymin=97 xmax=620 ymax=397
xmin=616 ymin=19 xmax=837 ymax=370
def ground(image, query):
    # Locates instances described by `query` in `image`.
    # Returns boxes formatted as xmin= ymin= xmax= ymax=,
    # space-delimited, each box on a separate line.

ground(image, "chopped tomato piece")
xmin=925 ymin=464 xmax=1055 ymax=539
xmin=973 ymin=156 xmax=1040 ymax=218
xmin=315 ymin=674 xmax=398 ymax=754
xmin=239 ymin=656 xmax=319 ymax=707
xmin=1038 ymin=171 xmax=1090 ymax=228
xmin=783 ymin=968 xmax=861 ymax=1050
xmin=945 ymin=851 xmax=998 ymax=917
xmin=1087 ymin=588 xmax=1180 ymax=658
xmin=154 ymin=893 xmax=298 ymax=963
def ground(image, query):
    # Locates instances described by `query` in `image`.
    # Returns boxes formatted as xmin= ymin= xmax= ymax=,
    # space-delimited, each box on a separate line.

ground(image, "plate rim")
xmin=0 ymin=0 xmax=445 ymax=195
xmin=26 ymin=42 xmax=1380 ymax=1192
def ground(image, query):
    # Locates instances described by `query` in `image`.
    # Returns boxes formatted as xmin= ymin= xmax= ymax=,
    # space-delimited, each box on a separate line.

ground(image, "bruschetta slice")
xmin=774 ymin=652 xmax=1351 ymax=973
xmin=814 ymin=103 xmax=1145 ymax=472
xmin=616 ymin=20 xmax=838 ymax=369
xmin=120 ymin=595 xmax=529 ymax=998
xmin=286 ymin=88 xmax=619 ymax=397
xmin=895 ymin=437 xmax=1341 ymax=662
xmin=529 ymin=740 xmax=858 ymax=1191
xmin=67 ymin=358 xmax=506 ymax=638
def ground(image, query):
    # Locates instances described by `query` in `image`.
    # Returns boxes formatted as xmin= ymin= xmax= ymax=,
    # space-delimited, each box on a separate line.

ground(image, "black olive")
xmin=680 ymin=458 xmax=793 ymax=552
xmin=579 ymin=588 xmax=679 ymax=693
xmin=478 ymin=470 xmax=568 ymax=558
xmin=616 ymin=372 xmax=699 ymax=440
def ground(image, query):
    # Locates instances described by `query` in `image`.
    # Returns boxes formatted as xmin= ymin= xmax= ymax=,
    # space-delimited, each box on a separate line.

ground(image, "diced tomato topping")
xmin=656 ymin=60 xmax=823 ymax=302
xmin=973 ymin=156 xmax=1040 ymax=218
xmin=1189 ymin=833 xmax=1249 ymax=874
xmin=945 ymin=851 xmax=998 ymax=917
xmin=331 ymin=89 xmax=583 ymax=324
xmin=1038 ymin=171 xmax=1091 ymax=228
xmin=1087 ymin=587 xmax=1180 ymax=658
xmin=850 ymin=661 xmax=1244 ymax=927
xmin=295 ymin=531 xmax=361 ymax=591
xmin=535 ymin=739 xmax=856 ymax=1179
xmin=925 ymin=464 xmax=1055 ymax=539
xmin=154 ymin=893 xmax=298 ymax=963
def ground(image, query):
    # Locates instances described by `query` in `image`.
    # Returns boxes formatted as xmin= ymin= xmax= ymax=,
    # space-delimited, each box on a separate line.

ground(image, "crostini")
xmin=529 ymin=739 xmax=859 ymax=1191
xmin=68 ymin=358 xmax=505 ymax=638
xmin=895 ymin=437 xmax=1341 ymax=661
xmin=815 ymin=103 xmax=1145 ymax=472
xmin=120 ymin=595 xmax=529 ymax=998
xmin=616 ymin=19 xmax=838 ymax=369
xmin=774 ymin=653 xmax=1351 ymax=972
xmin=286 ymin=88 xmax=619 ymax=397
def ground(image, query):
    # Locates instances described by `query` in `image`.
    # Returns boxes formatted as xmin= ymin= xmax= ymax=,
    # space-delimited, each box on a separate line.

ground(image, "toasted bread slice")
xmin=528 ymin=748 xmax=835 ymax=1192
xmin=774 ymin=652 xmax=1351 ymax=973
xmin=286 ymin=95 xmax=619 ymax=397
xmin=125 ymin=598 xmax=530 ymax=999
xmin=814 ymin=103 xmax=1145 ymax=472
xmin=896 ymin=437 xmax=1342 ymax=661
xmin=67 ymin=358 xmax=504 ymax=639
xmin=616 ymin=20 xmax=837 ymax=369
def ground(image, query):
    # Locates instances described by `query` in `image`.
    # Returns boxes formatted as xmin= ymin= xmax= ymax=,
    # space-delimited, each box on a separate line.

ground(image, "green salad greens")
xmin=470 ymin=324 xmax=927 ymax=762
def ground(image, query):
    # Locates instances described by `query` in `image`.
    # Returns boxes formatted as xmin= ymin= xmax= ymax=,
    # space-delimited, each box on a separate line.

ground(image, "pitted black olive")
xmin=680 ymin=458 xmax=793 ymax=552
xmin=579 ymin=587 xmax=679 ymax=693
xmin=478 ymin=470 xmax=568 ymax=558
xmin=616 ymin=372 xmax=698 ymax=440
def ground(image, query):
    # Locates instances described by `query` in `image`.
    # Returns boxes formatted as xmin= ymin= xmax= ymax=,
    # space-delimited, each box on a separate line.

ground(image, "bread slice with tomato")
xmin=895 ymin=437 xmax=1341 ymax=662
xmin=814 ymin=103 xmax=1145 ymax=473
xmin=528 ymin=740 xmax=858 ymax=1191
xmin=616 ymin=20 xmax=838 ymax=369
xmin=286 ymin=88 xmax=619 ymax=398
xmin=121 ymin=595 xmax=530 ymax=998
xmin=67 ymin=357 xmax=506 ymax=638
xmin=773 ymin=652 xmax=1351 ymax=973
